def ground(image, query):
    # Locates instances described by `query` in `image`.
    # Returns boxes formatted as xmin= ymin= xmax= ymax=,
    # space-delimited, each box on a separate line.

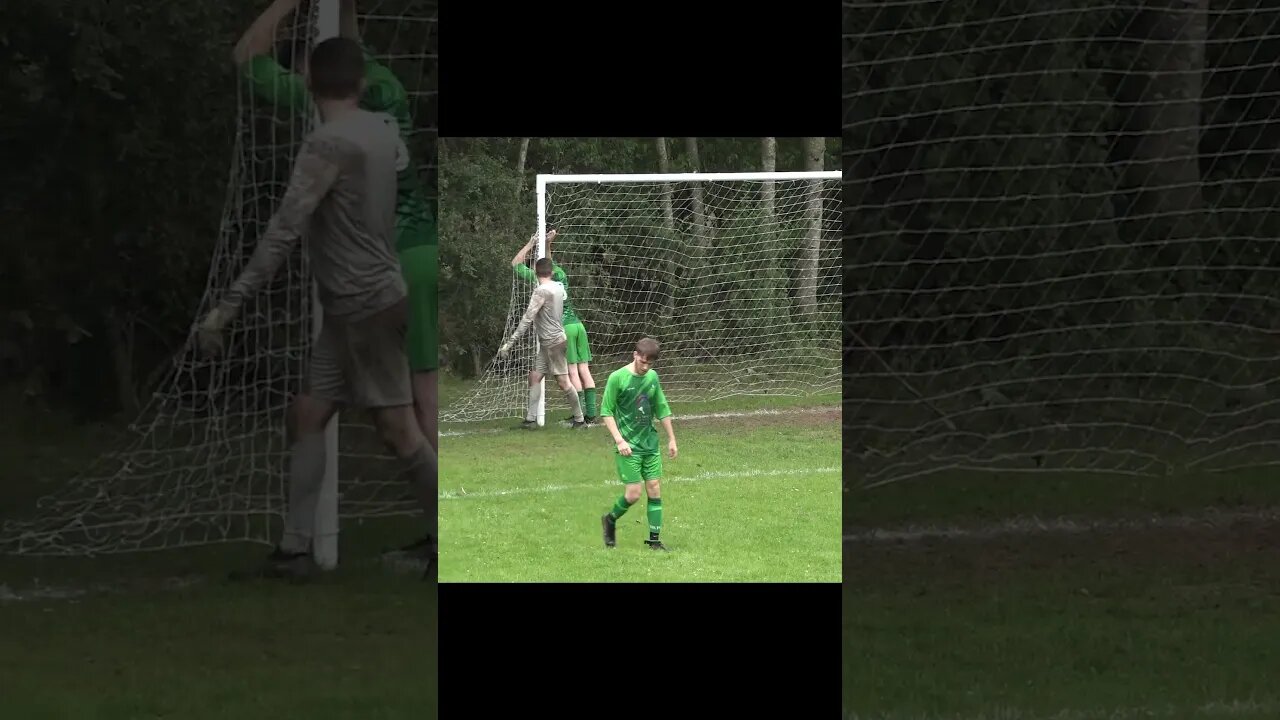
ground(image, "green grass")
xmin=0 ymin=568 xmax=437 ymax=720
xmin=845 ymin=469 xmax=1280 ymax=719
xmin=439 ymin=385 xmax=841 ymax=582
xmin=0 ymin=537 xmax=437 ymax=720
xmin=0 ymin=390 xmax=436 ymax=719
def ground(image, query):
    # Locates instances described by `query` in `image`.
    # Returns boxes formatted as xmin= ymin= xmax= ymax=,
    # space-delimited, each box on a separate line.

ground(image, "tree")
xmin=515 ymin=137 xmax=530 ymax=195
xmin=437 ymin=140 xmax=528 ymax=376
xmin=761 ymin=137 xmax=777 ymax=221
xmin=799 ymin=137 xmax=825 ymax=319
xmin=655 ymin=137 xmax=675 ymax=232
xmin=0 ymin=0 xmax=260 ymax=419
xmin=683 ymin=137 xmax=707 ymax=291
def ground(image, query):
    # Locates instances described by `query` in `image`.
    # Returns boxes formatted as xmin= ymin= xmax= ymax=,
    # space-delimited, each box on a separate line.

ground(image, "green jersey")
xmin=241 ymin=48 xmax=435 ymax=251
xmin=513 ymin=261 xmax=582 ymax=326
xmin=600 ymin=366 xmax=671 ymax=456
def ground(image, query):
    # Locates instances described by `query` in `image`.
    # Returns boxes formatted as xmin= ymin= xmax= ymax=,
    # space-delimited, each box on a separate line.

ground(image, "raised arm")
xmin=511 ymin=234 xmax=536 ymax=267
xmin=233 ymin=0 xmax=312 ymax=114
xmin=513 ymin=230 xmax=558 ymax=281
xmin=544 ymin=229 xmax=567 ymax=281
xmin=232 ymin=0 xmax=301 ymax=66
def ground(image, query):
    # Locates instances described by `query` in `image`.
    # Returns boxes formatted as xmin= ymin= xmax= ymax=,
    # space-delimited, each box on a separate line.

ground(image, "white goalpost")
xmin=445 ymin=170 xmax=843 ymax=426
xmin=0 ymin=0 xmax=436 ymax=562
xmin=311 ymin=0 xmax=342 ymax=572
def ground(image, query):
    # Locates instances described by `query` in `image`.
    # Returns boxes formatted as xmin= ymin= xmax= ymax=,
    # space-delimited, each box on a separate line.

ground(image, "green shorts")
xmin=564 ymin=321 xmax=592 ymax=364
xmin=399 ymin=244 xmax=438 ymax=372
xmin=615 ymin=452 xmax=662 ymax=484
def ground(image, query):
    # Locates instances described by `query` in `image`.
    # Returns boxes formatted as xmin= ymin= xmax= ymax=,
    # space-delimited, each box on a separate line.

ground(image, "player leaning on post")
xmin=498 ymin=257 xmax=586 ymax=429
xmin=198 ymin=37 xmax=437 ymax=580
xmin=234 ymin=0 xmax=438 ymax=563
xmin=510 ymin=229 xmax=598 ymax=423
xmin=600 ymin=337 xmax=677 ymax=551
xmin=233 ymin=0 xmax=439 ymax=453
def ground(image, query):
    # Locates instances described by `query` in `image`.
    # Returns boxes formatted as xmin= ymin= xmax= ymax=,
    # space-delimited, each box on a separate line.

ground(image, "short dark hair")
xmin=535 ymin=258 xmax=554 ymax=278
xmin=307 ymin=37 xmax=365 ymax=100
xmin=635 ymin=337 xmax=661 ymax=361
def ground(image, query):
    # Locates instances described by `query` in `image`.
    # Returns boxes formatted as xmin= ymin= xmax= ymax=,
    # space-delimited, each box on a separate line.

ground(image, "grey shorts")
xmin=534 ymin=336 xmax=570 ymax=377
xmin=306 ymin=298 xmax=413 ymax=408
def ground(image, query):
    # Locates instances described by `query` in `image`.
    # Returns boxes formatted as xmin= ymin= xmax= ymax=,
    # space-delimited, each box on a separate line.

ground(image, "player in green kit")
xmin=511 ymin=229 xmax=598 ymax=424
xmin=600 ymin=338 xmax=678 ymax=551
xmin=233 ymin=0 xmax=439 ymax=560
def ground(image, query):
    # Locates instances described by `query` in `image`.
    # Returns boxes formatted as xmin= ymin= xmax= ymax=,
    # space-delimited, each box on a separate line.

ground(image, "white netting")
xmin=843 ymin=1 xmax=1280 ymax=487
xmin=0 ymin=2 xmax=436 ymax=555
xmin=443 ymin=173 xmax=842 ymax=424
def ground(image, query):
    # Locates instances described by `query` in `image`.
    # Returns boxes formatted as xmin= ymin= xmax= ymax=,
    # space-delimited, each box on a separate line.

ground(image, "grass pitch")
xmin=439 ymin=379 xmax=841 ymax=583
xmin=0 ymin=392 xmax=436 ymax=720
xmin=844 ymin=468 xmax=1280 ymax=719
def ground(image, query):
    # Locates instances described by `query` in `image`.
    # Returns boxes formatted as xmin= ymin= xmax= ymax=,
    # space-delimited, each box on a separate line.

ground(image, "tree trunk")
xmin=655 ymin=137 xmax=674 ymax=232
xmin=799 ymin=137 xmax=825 ymax=320
xmin=471 ymin=344 xmax=484 ymax=378
xmin=655 ymin=138 xmax=677 ymax=325
xmin=761 ymin=137 xmax=776 ymax=221
xmin=684 ymin=137 xmax=706 ymax=286
xmin=516 ymin=138 xmax=530 ymax=195
xmin=104 ymin=309 xmax=139 ymax=416
xmin=1115 ymin=0 xmax=1207 ymax=290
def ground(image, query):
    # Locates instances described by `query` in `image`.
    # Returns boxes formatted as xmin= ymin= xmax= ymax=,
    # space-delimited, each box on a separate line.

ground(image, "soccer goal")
xmin=843 ymin=1 xmax=1280 ymax=489
xmin=0 ymin=0 xmax=436 ymax=567
xmin=441 ymin=170 xmax=842 ymax=426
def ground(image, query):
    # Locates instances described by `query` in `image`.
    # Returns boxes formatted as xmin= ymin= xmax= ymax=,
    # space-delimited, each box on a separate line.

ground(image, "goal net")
xmin=0 ymin=1 xmax=437 ymax=557
xmin=843 ymin=1 xmax=1280 ymax=488
xmin=442 ymin=171 xmax=842 ymax=424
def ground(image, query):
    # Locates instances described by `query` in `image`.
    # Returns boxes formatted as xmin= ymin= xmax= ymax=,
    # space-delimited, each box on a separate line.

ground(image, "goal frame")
xmin=311 ymin=0 xmax=341 ymax=570
xmin=530 ymin=170 xmax=842 ymax=426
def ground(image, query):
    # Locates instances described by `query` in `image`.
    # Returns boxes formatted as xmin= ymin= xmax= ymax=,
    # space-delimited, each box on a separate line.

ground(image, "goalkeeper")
xmin=198 ymin=37 xmax=436 ymax=580
xmin=510 ymin=229 xmax=598 ymax=424
xmin=233 ymin=0 xmax=439 ymax=453
xmin=497 ymin=258 xmax=586 ymax=429
xmin=600 ymin=337 xmax=677 ymax=551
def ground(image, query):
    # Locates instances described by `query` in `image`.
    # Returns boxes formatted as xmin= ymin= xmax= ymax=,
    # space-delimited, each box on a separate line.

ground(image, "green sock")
xmin=646 ymin=496 xmax=663 ymax=540
xmin=609 ymin=495 xmax=635 ymax=520
xmin=584 ymin=388 xmax=596 ymax=419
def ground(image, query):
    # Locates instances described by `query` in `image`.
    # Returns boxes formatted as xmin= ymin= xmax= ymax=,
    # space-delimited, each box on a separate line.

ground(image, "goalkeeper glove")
xmin=497 ymin=342 xmax=512 ymax=358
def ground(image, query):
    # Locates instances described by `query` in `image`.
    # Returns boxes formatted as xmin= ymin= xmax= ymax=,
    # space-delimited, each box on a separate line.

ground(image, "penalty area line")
xmin=442 ymin=465 xmax=840 ymax=501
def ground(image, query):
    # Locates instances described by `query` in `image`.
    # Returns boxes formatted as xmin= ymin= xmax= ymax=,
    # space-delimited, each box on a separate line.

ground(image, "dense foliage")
xmin=0 ymin=1 xmax=437 ymax=420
